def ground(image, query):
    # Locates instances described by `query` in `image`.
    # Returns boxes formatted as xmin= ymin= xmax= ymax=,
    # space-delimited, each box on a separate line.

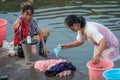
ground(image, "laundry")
xmin=45 ymin=62 xmax=76 ymax=77
xmin=34 ymin=58 xmax=76 ymax=77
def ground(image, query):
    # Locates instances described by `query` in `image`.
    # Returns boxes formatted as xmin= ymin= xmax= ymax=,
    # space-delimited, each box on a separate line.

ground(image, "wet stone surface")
xmin=0 ymin=48 xmax=89 ymax=80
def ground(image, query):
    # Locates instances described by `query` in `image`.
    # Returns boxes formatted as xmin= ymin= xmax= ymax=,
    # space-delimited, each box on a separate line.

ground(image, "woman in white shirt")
xmin=61 ymin=15 xmax=120 ymax=64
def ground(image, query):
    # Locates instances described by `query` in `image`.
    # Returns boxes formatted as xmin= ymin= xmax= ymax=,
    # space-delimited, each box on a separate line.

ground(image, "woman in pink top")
xmin=61 ymin=15 xmax=120 ymax=64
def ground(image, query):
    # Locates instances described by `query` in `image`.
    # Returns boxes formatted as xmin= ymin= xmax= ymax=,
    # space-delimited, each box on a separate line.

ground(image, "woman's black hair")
xmin=22 ymin=5 xmax=34 ymax=14
xmin=65 ymin=15 xmax=86 ymax=28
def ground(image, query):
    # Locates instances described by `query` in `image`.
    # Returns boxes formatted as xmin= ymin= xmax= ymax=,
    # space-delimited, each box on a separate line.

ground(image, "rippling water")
xmin=0 ymin=0 xmax=120 ymax=74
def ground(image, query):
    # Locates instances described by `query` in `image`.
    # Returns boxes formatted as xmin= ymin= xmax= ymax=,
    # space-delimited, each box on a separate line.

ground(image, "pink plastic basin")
xmin=0 ymin=34 xmax=3 ymax=47
xmin=87 ymin=60 xmax=114 ymax=80
xmin=0 ymin=19 xmax=7 ymax=39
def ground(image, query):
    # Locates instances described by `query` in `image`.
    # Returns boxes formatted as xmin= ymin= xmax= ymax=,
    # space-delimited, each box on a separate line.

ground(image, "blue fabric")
xmin=39 ymin=39 xmax=47 ymax=53
xmin=50 ymin=62 xmax=76 ymax=72
xmin=54 ymin=44 xmax=61 ymax=58
xmin=45 ymin=62 xmax=76 ymax=77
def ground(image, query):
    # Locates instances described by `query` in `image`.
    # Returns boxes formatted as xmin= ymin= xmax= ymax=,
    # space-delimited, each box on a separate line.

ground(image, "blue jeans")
xmin=39 ymin=39 xmax=47 ymax=55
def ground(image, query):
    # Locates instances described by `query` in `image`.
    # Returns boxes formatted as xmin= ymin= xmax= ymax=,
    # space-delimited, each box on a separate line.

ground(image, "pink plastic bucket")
xmin=0 ymin=19 xmax=7 ymax=39
xmin=87 ymin=60 xmax=114 ymax=80
xmin=0 ymin=34 xmax=3 ymax=47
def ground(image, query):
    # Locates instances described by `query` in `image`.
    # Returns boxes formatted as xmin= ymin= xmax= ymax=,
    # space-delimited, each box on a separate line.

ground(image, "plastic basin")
xmin=0 ymin=19 xmax=7 ymax=39
xmin=87 ymin=60 xmax=114 ymax=80
xmin=103 ymin=68 xmax=120 ymax=80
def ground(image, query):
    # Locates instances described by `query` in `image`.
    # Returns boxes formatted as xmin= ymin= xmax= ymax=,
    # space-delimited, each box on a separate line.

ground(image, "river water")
xmin=0 ymin=0 xmax=120 ymax=74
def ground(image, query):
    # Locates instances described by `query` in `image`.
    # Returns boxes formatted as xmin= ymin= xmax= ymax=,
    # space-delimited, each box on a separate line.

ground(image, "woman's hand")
xmin=61 ymin=44 xmax=70 ymax=49
xmin=61 ymin=40 xmax=83 ymax=49
xmin=42 ymin=46 xmax=48 ymax=57
xmin=92 ymin=38 xmax=106 ymax=64
xmin=14 ymin=19 xmax=22 ymax=30
xmin=92 ymin=53 xmax=101 ymax=64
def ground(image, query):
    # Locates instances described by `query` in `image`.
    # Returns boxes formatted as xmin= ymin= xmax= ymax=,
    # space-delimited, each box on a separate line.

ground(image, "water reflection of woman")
xmin=61 ymin=15 xmax=120 ymax=64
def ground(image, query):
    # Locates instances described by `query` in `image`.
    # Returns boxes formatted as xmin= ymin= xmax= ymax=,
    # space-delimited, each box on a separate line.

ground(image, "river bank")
xmin=0 ymin=47 xmax=89 ymax=80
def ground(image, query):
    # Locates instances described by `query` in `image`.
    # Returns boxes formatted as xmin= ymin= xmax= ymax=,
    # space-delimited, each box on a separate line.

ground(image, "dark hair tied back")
xmin=78 ymin=16 xmax=86 ymax=28
xmin=65 ymin=15 xmax=86 ymax=28
xmin=22 ymin=5 xmax=34 ymax=14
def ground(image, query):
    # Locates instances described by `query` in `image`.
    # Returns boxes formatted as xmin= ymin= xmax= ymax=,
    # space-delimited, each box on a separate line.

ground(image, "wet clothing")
xmin=34 ymin=58 xmax=76 ymax=77
xmin=76 ymin=21 xmax=120 ymax=62
xmin=34 ymin=58 xmax=68 ymax=72
xmin=14 ymin=17 xmax=28 ymax=46
xmin=45 ymin=62 xmax=76 ymax=77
